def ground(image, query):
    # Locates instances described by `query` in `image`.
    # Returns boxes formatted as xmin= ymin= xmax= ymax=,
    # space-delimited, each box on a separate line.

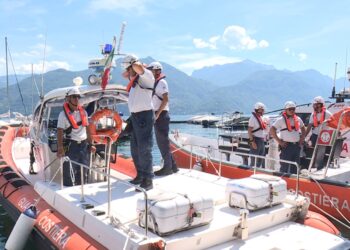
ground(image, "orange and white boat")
xmin=169 ymin=105 xmax=350 ymax=230
xmin=1 ymin=39 xmax=350 ymax=249
xmin=1 ymin=84 xmax=350 ymax=249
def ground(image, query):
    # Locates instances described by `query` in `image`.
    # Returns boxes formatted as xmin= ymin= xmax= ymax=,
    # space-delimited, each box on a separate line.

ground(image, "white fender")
xmin=5 ymin=206 xmax=37 ymax=250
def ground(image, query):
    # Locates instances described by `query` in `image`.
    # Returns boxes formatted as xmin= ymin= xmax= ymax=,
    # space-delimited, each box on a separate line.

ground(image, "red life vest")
xmin=63 ymin=102 xmax=88 ymax=129
xmin=313 ymin=107 xmax=326 ymax=127
xmin=252 ymin=112 xmax=266 ymax=132
xmin=282 ymin=111 xmax=300 ymax=132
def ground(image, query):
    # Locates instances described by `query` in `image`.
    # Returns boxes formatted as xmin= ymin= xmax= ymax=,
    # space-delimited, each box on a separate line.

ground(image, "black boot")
xmin=154 ymin=168 xmax=173 ymax=176
xmin=129 ymin=175 xmax=143 ymax=185
xmin=136 ymin=178 xmax=153 ymax=192
xmin=172 ymin=166 xmax=179 ymax=173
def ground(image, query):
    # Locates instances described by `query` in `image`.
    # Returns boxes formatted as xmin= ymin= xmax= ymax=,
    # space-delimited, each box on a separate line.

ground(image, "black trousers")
xmin=154 ymin=111 xmax=177 ymax=170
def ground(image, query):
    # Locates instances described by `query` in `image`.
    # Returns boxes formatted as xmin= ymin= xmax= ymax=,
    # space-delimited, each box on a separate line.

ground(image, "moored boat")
xmin=169 ymin=122 xmax=350 ymax=229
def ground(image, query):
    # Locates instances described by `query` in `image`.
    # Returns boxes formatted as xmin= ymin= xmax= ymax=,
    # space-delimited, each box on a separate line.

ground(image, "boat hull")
xmin=0 ymin=125 xmax=106 ymax=250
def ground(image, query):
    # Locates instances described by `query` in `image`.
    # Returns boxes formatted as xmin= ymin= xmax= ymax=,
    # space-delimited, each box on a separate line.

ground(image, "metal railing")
xmin=43 ymin=136 xmax=151 ymax=238
xmin=180 ymin=142 xmax=301 ymax=196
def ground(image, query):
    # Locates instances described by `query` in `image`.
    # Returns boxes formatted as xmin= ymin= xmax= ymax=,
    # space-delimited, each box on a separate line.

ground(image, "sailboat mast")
xmin=5 ymin=37 xmax=10 ymax=116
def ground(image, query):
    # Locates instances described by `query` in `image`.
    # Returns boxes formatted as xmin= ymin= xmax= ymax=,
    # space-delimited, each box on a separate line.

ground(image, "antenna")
xmin=331 ymin=62 xmax=337 ymax=98
xmin=41 ymin=30 xmax=47 ymax=98
xmin=344 ymin=49 xmax=348 ymax=91
xmin=116 ymin=21 xmax=127 ymax=55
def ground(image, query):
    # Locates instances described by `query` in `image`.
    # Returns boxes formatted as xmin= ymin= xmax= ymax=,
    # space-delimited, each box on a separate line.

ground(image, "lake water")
xmin=0 ymin=116 xmax=349 ymax=248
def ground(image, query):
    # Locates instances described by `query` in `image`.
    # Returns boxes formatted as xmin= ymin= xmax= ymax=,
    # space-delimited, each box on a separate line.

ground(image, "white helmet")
xmin=121 ymin=54 xmax=139 ymax=70
xmin=66 ymin=88 xmax=82 ymax=97
xmin=148 ymin=61 xmax=163 ymax=70
xmin=254 ymin=102 xmax=266 ymax=110
xmin=313 ymin=96 xmax=325 ymax=105
xmin=284 ymin=101 xmax=296 ymax=109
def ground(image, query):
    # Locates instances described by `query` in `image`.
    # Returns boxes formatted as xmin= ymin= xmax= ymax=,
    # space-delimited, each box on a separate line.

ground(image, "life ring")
xmin=89 ymin=109 xmax=123 ymax=144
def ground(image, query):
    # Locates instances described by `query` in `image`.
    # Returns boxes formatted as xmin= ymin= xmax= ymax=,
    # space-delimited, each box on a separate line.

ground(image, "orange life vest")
xmin=282 ymin=111 xmax=300 ymax=132
xmin=126 ymin=74 xmax=154 ymax=93
xmin=126 ymin=75 xmax=139 ymax=92
xmin=313 ymin=107 xmax=326 ymax=127
xmin=252 ymin=112 xmax=266 ymax=132
xmin=63 ymin=102 xmax=88 ymax=129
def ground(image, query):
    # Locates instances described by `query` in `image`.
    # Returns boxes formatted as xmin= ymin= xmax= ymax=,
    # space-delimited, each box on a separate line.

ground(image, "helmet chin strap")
xmin=68 ymin=99 xmax=78 ymax=109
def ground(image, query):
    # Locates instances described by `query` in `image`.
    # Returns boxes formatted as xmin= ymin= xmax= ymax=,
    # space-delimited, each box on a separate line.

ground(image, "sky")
xmin=1 ymin=0 xmax=350 ymax=78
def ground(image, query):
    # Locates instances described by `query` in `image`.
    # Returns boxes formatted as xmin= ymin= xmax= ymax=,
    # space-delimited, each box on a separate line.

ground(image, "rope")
xmin=309 ymin=202 xmax=350 ymax=230
xmin=308 ymin=175 xmax=350 ymax=226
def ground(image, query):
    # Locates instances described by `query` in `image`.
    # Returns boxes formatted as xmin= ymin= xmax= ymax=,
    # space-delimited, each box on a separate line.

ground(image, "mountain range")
xmin=0 ymin=58 xmax=347 ymax=115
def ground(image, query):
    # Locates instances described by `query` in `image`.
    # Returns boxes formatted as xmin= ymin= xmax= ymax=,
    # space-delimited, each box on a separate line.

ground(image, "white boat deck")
xmin=32 ymin=169 xmax=349 ymax=250
xmin=11 ymin=137 xmax=350 ymax=249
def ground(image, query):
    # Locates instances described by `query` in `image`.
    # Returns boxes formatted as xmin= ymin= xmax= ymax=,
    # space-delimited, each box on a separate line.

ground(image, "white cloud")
xmin=193 ymin=25 xmax=269 ymax=51
xmin=178 ymin=55 xmax=241 ymax=71
xmin=259 ymin=40 xmax=269 ymax=48
xmin=0 ymin=0 xmax=27 ymax=11
xmin=298 ymin=53 xmax=307 ymax=62
xmin=284 ymin=48 xmax=308 ymax=62
xmin=37 ymin=34 xmax=45 ymax=39
xmin=193 ymin=36 xmax=220 ymax=49
xmin=223 ymin=25 xmax=268 ymax=50
xmin=17 ymin=61 xmax=70 ymax=74
xmin=11 ymin=43 xmax=53 ymax=58
xmin=87 ymin=0 xmax=152 ymax=13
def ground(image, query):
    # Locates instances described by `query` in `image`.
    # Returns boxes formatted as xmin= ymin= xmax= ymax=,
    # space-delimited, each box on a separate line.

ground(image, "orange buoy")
xmin=89 ymin=109 xmax=123 ymax=144
xmin=300 ymin=211 xmax=340 ymax=235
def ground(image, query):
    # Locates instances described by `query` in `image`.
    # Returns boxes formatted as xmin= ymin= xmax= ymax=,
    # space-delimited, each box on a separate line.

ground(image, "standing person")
xmin=305 ymin=96 xmax=332 ymax=147
xmin=121 ymin=54 xmax=155 ymax=191
xmin=248 ymin=102 xmax=269 ymax=168
xmin=57 ymin=88 xmax=95 ymax=186
xmin=148 ymin=61 xmax=179 ymax=176
xmin=270 ymin=101 xmax=306 ymax=174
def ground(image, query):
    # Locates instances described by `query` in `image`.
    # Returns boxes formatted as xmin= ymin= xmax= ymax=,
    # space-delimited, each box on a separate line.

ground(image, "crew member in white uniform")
xmin=57 ymin=88 xmax=95 ymax=186
xmin=270 ymin=101 xmax=306 ymax=174
xmin=122 ymin=54 xmax=155 ymax=191
xmin=248 ymin=102 xmax=269 ymax=168
xmin=305 ymin=96 xmax=332 ymax=147
xmin=148 ymin=61 xmax=178 ymax=176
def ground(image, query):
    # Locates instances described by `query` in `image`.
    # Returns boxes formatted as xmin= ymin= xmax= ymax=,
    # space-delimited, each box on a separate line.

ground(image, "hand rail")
xmin=177 ymin=142 xmax=301 ymax=197
xmin=48 ymin=133 xmax=151 ymax=238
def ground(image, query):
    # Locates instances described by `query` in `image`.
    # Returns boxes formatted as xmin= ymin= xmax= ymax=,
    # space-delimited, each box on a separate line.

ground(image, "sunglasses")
xmin=287 ymin=108 xmax=296 ymax=111
xmin=71 ymin=95 xmax=80 ymax=99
